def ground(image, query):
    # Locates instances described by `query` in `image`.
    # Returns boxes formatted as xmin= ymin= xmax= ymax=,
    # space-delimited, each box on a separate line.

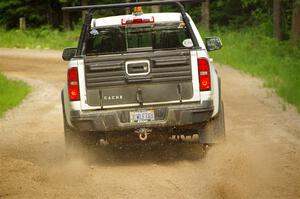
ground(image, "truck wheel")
xmin=199 ymin=101 xmax=225 ymax=144
xmin=62 ymin=92 xmax=91 ymax=160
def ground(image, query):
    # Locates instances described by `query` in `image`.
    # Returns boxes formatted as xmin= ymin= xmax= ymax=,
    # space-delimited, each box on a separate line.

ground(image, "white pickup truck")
xmin=61 ymin=0 xmax=225 ymax=154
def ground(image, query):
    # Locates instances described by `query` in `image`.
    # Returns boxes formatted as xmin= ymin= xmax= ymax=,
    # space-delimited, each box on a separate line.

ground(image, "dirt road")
xmin=0 ymin=48 xmax=299 ymax=199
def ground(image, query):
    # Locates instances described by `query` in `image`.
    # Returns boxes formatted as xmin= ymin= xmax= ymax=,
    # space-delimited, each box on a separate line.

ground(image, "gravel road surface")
xmin=0 ymin=48 xmax=300 ymax=199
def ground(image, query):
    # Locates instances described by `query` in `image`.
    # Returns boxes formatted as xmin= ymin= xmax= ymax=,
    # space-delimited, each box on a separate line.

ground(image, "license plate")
xmin=130 ymin=110 xmax=155 ymax=123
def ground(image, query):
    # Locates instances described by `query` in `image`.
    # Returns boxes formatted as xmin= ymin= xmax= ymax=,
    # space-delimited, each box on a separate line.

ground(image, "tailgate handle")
xmin=126 ymin=60 xmax=150 ymax=76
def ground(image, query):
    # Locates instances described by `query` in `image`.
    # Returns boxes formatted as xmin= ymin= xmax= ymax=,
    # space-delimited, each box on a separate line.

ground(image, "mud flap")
xmin=199 ymin=77 xmax=225 ymax=144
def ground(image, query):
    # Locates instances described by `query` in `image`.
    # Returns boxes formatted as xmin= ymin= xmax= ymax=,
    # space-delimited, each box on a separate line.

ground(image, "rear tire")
xmin=199 ymin=101 xmax=225 ymax=144
xmin=62 ymin=91 xmax=92 ymax=160
xmin=63 ymin=112 xmax=91 ymax=160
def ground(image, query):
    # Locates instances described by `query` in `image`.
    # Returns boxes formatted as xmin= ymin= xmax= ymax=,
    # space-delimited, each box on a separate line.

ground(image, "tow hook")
xmin=135 ymin=128 xmax=152 ymax=141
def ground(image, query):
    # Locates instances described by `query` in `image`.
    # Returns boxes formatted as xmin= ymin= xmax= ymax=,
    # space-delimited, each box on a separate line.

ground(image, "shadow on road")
xmin=86 ymin=142 xmax=206 ymax=166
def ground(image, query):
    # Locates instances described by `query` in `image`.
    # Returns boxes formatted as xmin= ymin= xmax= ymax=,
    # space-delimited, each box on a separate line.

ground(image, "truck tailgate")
xmin=84 ymin=49 xmax=193 ymax=107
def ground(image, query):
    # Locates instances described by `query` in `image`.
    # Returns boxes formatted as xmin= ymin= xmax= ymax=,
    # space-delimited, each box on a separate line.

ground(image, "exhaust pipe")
xmin=135 ymin=128 xmax=152 ymax=141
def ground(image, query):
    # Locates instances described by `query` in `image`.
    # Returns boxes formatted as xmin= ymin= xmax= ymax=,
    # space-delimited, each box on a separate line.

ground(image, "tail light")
xmin=68 ymin=67 xmax=80 ymax=101
xmin=197 ymin=58 xmax=211 ymax=91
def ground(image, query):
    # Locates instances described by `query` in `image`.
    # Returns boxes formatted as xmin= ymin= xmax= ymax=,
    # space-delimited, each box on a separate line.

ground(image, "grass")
xmin=208 ymin=28 xmax=300 ymax=112
xmin=0 ymin=73 xmax=31 ymax=117
xmin=0 ymin=26 xmax=77 ymax=117
xmin=0 ymin=27 xmax=79 ymax=117
xmin=0 ymin=27 xmax=79 ymax=49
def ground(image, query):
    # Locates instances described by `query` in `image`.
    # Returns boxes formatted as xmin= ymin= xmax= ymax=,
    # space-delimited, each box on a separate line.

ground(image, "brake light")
xmin=68 ymin=67 xmax=80 ymax=101
xmin=121 ymin=16 xmax=154 ymax=25
xmin=197 ymin=58 xmax=211 ymax=91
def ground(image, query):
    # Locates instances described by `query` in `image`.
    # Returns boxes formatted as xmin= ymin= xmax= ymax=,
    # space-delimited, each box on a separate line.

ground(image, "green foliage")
xmin=0 ymin=0 xmax=296 ymax=37
xmin=0 ymin=0 xmax=83 ymax=29
xmin=210 ymin=0 xmax=248 ymax=28
xmin=0 ymin=73 xmax=31 ymax=117
xmin=210 ymin=0 xmax=274 ymax=29
xmin=0 ymin=0 xmax=49 ymax=28
xmin=0 ymin=27 xmax=80 ymax=49
xmin=209 ymin=27 xmax=300 ymax=112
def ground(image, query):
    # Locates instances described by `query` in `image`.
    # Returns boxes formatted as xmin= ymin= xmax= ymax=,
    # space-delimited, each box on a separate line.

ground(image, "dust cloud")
xmin=0 ymin=49 xmax=300 ymax=198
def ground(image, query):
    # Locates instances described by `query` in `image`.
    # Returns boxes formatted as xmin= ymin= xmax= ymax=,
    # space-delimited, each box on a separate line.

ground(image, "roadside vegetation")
xmin=0 ymin=26 xmax=78 ymax=117
xmin=0 ymin=27 xmax=79 ymax=49
xmin=0 ymin=73 xmax=31 ymax=117
xmin=209 ymin=28 xmax=300 ymax=112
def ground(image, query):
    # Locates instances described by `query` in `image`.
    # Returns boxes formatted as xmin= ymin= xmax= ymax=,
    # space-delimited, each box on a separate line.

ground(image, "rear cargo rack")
xmin=62 ymin=0 xmax=201 ymax=55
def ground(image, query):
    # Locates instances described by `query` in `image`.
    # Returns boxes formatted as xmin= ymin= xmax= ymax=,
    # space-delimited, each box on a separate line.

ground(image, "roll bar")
xmin=62 ymin=0 xmax=201 ymax=55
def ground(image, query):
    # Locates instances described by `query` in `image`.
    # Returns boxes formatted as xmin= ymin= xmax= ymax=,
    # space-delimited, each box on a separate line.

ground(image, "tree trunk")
xmin=19 ymin=17 xmax=26 ymax=30
xmin=273 ymin=0 xmax=283 ymax=40
xmin=81 ymin=0 xmax=88 ymax=21
xmin=291 ymin=3 xmax=300 ymax=46
xmin=48 ymin=1 xmax=62 ymax=28
xmin=125 ymin=0 xmax=130 ymax=14
xmin=201 ymin=0 xmax=210 ymax=31
xmin=152 ymin=0 xmax=160 ymax=13
xmin=152 ymin=6 xmax=160 ymax=13
xmin=63 ymin=11 xmax=71 ymax=31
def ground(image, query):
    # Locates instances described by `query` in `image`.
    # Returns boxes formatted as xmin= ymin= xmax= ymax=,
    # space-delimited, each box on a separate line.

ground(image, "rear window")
xmin=85 ymin=22 xmax=192 ymax=55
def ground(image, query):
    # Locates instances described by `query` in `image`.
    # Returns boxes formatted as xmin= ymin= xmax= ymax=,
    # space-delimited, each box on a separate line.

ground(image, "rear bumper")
xmin=70 ymin=100 xmax=213 ymax=132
